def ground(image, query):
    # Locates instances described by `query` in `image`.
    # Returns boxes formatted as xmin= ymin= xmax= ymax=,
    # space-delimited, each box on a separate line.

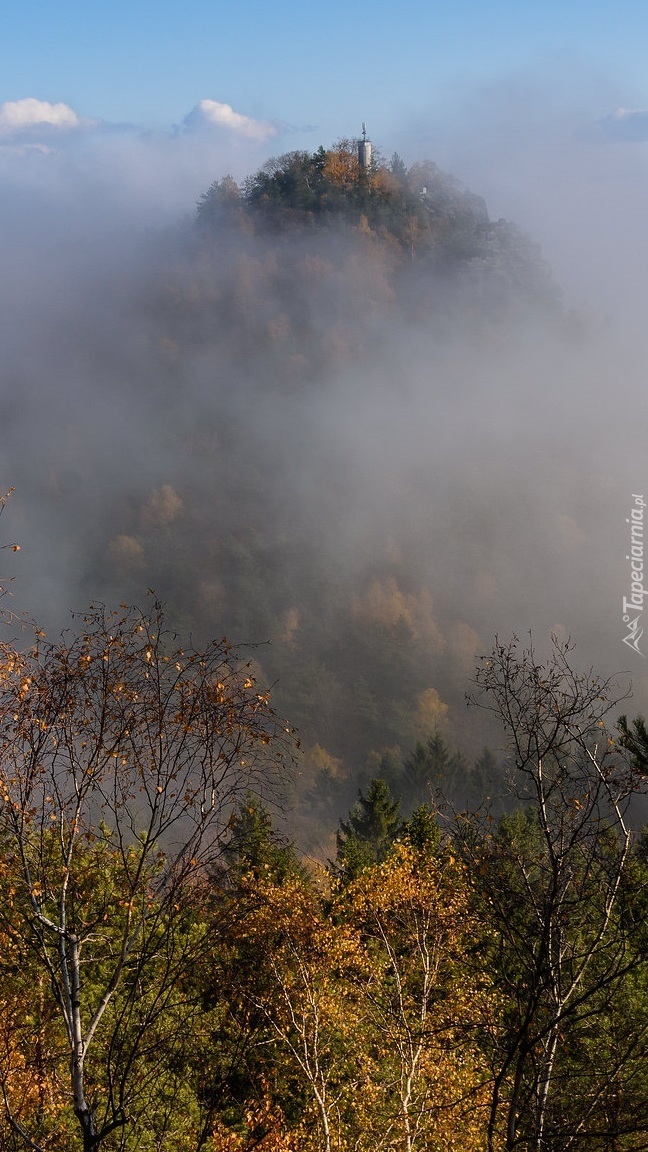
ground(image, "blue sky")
xmin=2 ymin=0 xmax=648 ymax=313
xmin=2 ymin=0 xmax=648 ymax=144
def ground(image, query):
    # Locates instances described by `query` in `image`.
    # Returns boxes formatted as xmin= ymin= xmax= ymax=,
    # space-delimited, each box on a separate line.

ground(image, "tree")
xmin=618 ymin=714 xmax=648 ymax=774
xmin=322 ymin=139 xmax=360 ymax=191
xmin=222 ymin=793 xmax=306 ymax=886
xmin=0 ymin=487 xmax=20 ymax=600
xmin=242 ymin=151 xmax=324 ymax=223
xmin=401 ymin=732 xmax=467 ymax=811
xmin=236 ymin=875 xmax=365 ymax=1152
xmin=389 ymin=153 xmax=408 ymax=184
xmin=335 ymin=778 xmax=401 ymax=880
xmin=462 ymin=635 xmax=646 ymax=1152
xmin=196 ymin=176 xmax=242 ymax=230
xmin=401 ymin=804 xmax=441 ymax=854
xmin=466 ymin=747 xmax=508 ymax=813
xmin=345 ymin=841 xmax=490 ymax=1152
xmin=0 ymin=601 xmax=291 ymax=1152
xmin=0 ymin=908 xmax=75 ymax=1151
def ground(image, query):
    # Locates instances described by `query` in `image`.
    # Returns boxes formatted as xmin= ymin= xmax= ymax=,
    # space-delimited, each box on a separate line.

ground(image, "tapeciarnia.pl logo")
xmin=622 ymin=494 xmax=646 ymax=656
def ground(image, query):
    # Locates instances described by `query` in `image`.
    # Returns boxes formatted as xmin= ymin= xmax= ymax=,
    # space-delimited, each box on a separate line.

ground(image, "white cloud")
xmin=183 ymin=99 xmax=276 ymax=141
xmin=0 ymin=95 xmax=285 ymax=228
xmin=0 ymin=98 xmax=83 ymax=138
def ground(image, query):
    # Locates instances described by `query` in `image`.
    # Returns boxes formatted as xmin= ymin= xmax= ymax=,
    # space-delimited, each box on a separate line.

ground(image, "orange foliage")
xmin=323 ymin=139 xmax=360 ymax=189
xmin=344 ymin=843 xmax=492 ymax=1152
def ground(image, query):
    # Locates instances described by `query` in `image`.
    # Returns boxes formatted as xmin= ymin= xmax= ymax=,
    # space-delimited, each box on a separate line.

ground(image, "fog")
xmin=401 ymin=69 xmax=648 ymax=320
xmin=2 ymin=73 xmax=648 ymax=775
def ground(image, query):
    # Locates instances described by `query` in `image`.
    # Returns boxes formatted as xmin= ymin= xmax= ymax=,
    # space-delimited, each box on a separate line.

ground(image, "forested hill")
xmin=195 ymin=141 xmax=554 ymax=297
xmin=75 ymin=140 xmax=568 ymax=854
xmin=189 ymin=140 xmax=559 ymax=352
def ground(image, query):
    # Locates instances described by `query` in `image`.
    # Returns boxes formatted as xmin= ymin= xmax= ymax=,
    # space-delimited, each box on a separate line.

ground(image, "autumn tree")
xmin=345 ymin=840 xmax=490 ymax=1152
xmin=322 ymin=139 xmax=360 ymax=191
xmin=0 ymin=601 xmax=291 ymax=1152
xmin=0 ymin=487 xmax=20 ymax=599
xmin=232 ymin=874 xmax=365 ymax=1152
xmin=462 ymin=635 xmax=646 ymax=1152
xmin=0 ymin=908 xmax=75 ymax=1151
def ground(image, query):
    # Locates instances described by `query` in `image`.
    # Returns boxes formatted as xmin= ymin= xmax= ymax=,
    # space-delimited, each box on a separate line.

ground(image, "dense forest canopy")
xmin=0 ymin=607 xmax=647 ymax=1152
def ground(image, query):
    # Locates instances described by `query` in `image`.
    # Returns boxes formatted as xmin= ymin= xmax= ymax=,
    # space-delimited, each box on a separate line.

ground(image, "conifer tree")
xmin=618 ymin=714 xmax=648 ymax=773
xmin=402 ymin=732 xmax=467 ymax=810
xmin=336 ymin=778 xmax=401 ymax=880
xmin=402 ymin=804 xmax=441 ymax=855
xmin=224 ymin=794 xmax=305 ymax=885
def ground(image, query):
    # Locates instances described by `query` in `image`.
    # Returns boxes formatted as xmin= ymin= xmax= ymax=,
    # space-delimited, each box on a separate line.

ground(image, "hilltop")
xmin=178 ymin=140 xmax=560 ymax=382
xmin=197 ymin=139 xmax=556 ymax=303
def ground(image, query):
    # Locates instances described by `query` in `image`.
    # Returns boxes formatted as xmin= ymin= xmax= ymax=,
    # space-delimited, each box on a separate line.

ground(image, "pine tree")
xmin=401 ymin=732 xmax=467 ymax=811
xmin=618 ymin=714 xmax=648 ymax=773
xmin=466 ymin=747 xmax=508 ymax=812
xmin=402 ymin=804 xmax=441 ymax=855
xmin=224 ymin=794 xmax=305 ymax=886
xmin=335 ymin=778 xmax=401 ymax=880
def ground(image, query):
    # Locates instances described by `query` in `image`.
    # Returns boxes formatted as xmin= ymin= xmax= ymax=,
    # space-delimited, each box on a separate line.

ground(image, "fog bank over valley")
xmin=2 ymin=76 xmax=648 ymax=835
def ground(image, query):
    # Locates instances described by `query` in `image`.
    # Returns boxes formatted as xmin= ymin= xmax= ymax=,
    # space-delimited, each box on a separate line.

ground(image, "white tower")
xmin=358 ymin=122 xmax=372 ymax=171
